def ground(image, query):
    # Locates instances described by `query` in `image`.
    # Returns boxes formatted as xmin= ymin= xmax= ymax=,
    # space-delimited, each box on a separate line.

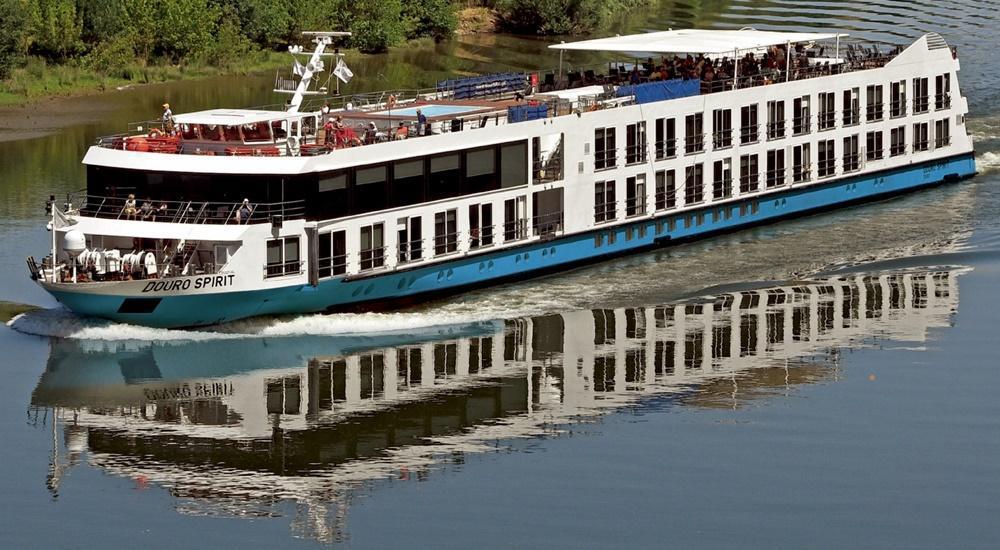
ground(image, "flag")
xmin=333 ymin=58 xmax=353 ymax=84
xmin=292 ymin=59 xmax=306 ymax=77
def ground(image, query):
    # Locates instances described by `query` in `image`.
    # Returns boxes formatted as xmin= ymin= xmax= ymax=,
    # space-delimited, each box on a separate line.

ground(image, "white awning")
xmin=550 ymin=29 xmax=847 ymax=55
xmin=173 ymin=109 xmax=305 ymax=126
xmin=60 ymin=216 xmax=249 ymax=241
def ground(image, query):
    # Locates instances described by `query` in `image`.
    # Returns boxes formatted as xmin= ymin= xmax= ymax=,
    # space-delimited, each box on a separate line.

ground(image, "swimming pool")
xmin=372 ymin=104 xmax=483 ymax=118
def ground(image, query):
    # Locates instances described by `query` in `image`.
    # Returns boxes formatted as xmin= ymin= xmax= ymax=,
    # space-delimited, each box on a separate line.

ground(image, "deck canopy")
xmin=550 ymin=29 xmax=848 ymax=55
xmin=173 ymin=109 xmax=301 ymax=126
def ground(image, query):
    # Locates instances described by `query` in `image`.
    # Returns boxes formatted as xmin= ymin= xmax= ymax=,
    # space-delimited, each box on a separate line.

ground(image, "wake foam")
xmin=6 ymin=306 xmax=510 ymax=343
xmin=977 ymin=151 xmax=1000 ymax=173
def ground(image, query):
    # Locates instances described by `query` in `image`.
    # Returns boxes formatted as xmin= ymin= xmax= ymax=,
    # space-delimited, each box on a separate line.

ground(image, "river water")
xmin=2 ymin=1 xmax=1000 ymax=548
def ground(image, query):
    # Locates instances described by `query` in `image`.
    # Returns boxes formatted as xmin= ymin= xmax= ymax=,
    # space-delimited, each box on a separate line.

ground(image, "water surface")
xmin=2 ymin=1 xmax=1000 ymax=548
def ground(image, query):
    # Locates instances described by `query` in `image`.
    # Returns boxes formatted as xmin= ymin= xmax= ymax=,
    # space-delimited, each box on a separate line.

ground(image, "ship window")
xmin=466 ymin=147 xmax=497 ymax=193
xmin=392 ymin=159 xmax=425 ymax=207
xmin=500 ymin=142 xmax=528 ymax=188
xmin=434 ymin=209 xmax=458 ymax=255
xmin=359 ymin=223 xmax=384 ymax=271
xmin=684 ymin=164 xmax=703 ymax=204
xmin=318 ymin=173 xmax=349 ymax=219
xmin=317 ymin=230 xmax=346 ymax=278
xmin=198 ymin=124 xmax=224 ymax=141
xmin=223 ymin=125 xmax=241 ymax=141
xmin=266 ymin=236 xmax=300 ymax=278
xmin=429 ymin=154 xmax=461 ymax=200
xmin=355 ymin=165 xmax=388 ymax=212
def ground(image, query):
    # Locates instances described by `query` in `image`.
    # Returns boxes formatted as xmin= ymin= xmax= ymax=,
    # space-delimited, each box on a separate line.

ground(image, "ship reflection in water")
xmin=30 ymin=267 xmax=965 ymax=542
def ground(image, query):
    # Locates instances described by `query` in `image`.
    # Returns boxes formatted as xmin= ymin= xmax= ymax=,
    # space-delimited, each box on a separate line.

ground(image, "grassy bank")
xmin=0 ymin=50 xmax=290 ymax=106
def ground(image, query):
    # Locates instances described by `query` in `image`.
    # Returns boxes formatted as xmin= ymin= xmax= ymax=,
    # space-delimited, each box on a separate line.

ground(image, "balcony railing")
xmin=74 ymin=193 xmax=305 ymax=225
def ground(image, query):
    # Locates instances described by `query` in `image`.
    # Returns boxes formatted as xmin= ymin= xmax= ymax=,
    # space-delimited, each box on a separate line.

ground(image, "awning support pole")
xmin=733 ymin=48 xmax=739 ymax=90
xmin=558 ymin=44 xmax=565 ymax=80
xmin=785 ymin=41 xmax=792 ymax=82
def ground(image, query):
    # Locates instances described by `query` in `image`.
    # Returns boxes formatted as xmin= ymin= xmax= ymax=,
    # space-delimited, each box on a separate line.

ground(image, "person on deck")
xmin=416 ymin=109 xmax=427 ymax=136
xmin=123 ymin=194 xmax=137 ymax=220
xmin=395 ymin=122 xmax=409 ymax=140
xmin=236 ymin=199 xmax=253 ymax=224
xmin=161 ymin=103 xmax=174 ymax=134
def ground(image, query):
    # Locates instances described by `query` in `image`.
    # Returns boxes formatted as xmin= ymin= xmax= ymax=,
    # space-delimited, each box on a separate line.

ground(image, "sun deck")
xmin=91 ymin=29 xmax=926 ymax=161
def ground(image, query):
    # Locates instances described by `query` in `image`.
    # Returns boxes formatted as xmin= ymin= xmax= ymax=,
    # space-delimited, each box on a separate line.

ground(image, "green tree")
xmin=155 ymin=0 xmax=220 ymax=62
xmin=349 ymin=0 xmax=405 ymax=53
xmin=32 ymin=0 xmax=84 ymax=60
xmin=404 ymin=0 xmax=458 ymax=41
xmin=229 ymin=0 xmax=293 ymax=49
xmin=0 ymin=0 xmax=34 ymax=78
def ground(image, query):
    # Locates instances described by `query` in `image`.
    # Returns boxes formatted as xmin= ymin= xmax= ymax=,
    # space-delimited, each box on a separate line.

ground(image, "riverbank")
xmin=0 ymin=50 xmax=291 ymax=108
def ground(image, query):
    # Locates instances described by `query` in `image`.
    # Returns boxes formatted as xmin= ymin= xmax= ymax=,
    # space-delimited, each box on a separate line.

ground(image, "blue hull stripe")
xmin=48 ymin=153 xmax=977 ymax=328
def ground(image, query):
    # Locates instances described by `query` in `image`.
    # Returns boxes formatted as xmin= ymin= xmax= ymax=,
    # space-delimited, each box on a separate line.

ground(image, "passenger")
xmin=123 ymin=194 xmax=138 ymax=220
xmin=395 ymin=122 xmax=409 ymax=140
xmin=236 ymin=199 xmax=253 ymax=224
xmin=140 ymin=198 xmax=153 ymax=220
xmin=153 ymin=202 xmax=168 ymax=222
xmin=416 ymin=109 xmax=427 ymax=136
xmin=161 ymin=103 xmax=174 ymax=134
xmin=629 ymin=67 xmax=641 ymax=85
xmin=323 ymin=117 xmax=336 ymax=145
xmin=321 ymin=101 xmax=331 ymax=121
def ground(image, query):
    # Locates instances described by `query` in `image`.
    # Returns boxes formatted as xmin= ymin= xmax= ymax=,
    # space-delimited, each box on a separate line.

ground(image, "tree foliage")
xmin=491 ymin=0 xmax=650 ymax=35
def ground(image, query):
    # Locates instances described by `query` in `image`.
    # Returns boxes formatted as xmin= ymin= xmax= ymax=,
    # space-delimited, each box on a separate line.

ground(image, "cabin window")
xmin=866 ymin=131 xmax=884 ymax=161
xmin=866 ymin=84 xmax=884 ymax=121
xmin=818 ymin=139 xmax=836 ymax=177
xmin=199 ymin=124 xmax=224 ymax=141
xmin=740 ymin=104 xmax=758 ymax=144
xmin=912 ymin=77 xmax=929 ymax=114
xmin=317 ymin=230 xmax=346 ymax=278
xmin=429 ymin=154 xmax=461 ymax=200
xmin=533 ymin=133 xmax=565 ymax=183
xmin=712 ymin=109 xmax=732 ymax=149
xmin=713 ymin=159 xmax=732 ymax=199
xmin=391 ymin=159 xmax=425 ymax=207
xmin=935 ymin=118 xmax=950 ymax=148
xmin=684 ymin=113 xmax=704 ymax=154
xmin=684 ymin=164 xmax=703 ymax=205
xmin=180 ymin=124 xmax=199 ymax=140
xmin=500 ymin=142 xmax=528 ymax=188
xmin=359 ymin=223 xmax=384 ymax=271
xmin=766 ymin=100 xmax=785 ymax=140
xmin=317 ymin=173 xmax=348 ymax=219
xmin=766 ymin=149 xmax=785 ymax=187
xmin=739 ymin=154 xmax=759 ymax=193
xmin=793 ymin=144 xmax=811 ymax=183
xmin=594 ymin=127 xmax=617 ymax=170
xmin=935 ymin=74 xmax=951 ymax=110
xmin=594 ymin=181 xmax=616 ymax=223
xmin=265 ymin=236 xmax=300 ymax=278
xmin=434 ymin=209 xmax=458 ymax=255
xmin=626 ymin=174 xmax=646 ymax=216
xmin=397 ymin=216 xmax=422 ymax=263
xmin=654 ymin=118 xmax=676 ymax=159
xmin=355 ymin=165 xmax=388 ymax=213
xmin=466 ymin=146 xmax=497 ymax=193
xmin=843 ymin=88 xmax=860 ymax=126
xmin=469 ymin=204 xmax=493 ymax=248
xmin=912 ymin=122 xmax=929 ymax=151
xmin=890 ymin=126 xmax=906 ymax=156
xmin=795 ymin=95 xmax=814 ymax=134
xmin=655 ymin=170 xmax=676 ymax=211
xmin=504 ymin=196 xmax=527 ymax=241
xmin=626 ymin=122 xmax=647 ymax=164
xmin=818 ymin=92 xmax=836 ymax=131
xmin=890 ymin=80 xmax=907 ymax=118
xmin=843 ymin=135 xmax=860 ymax=172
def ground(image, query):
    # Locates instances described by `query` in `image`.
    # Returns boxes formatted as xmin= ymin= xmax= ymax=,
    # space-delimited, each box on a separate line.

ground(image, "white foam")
xmin=977 ymin=151 xmax=1000 ymax=173
xmin=6 ymin=305 xmax=513 ymax=344
xmin=6 ymin=308 xmax=241 ymax=342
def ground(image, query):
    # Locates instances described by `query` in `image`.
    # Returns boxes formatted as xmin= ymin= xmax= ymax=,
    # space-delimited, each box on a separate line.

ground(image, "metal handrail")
xmin=73 ymin=193 xmax=306 ymax=224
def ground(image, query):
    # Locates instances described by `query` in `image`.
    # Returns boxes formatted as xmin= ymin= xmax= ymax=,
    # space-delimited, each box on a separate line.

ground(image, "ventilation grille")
xmin=926 ymin=33 xmax=948 ymax=50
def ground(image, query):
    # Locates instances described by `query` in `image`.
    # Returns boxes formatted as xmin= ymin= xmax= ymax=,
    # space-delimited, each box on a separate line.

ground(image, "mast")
xmin=279 ymin=31 xmax=352 ymax=113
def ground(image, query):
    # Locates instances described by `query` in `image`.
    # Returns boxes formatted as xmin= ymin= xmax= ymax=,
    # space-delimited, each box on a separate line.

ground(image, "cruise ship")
xmin=27 ymin=29 xmax=977 ymax=327
xmin=31 ymin=268 xmax=965 ymax=541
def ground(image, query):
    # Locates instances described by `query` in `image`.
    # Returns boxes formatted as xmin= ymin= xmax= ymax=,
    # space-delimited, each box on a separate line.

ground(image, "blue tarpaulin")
xmin=507 ymin=104 xmax=548 ymax=123
xmin=615 ymin=78 xmax=701 ymax=104
xmin=437 ymin=73 xmax=526 ymax=99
